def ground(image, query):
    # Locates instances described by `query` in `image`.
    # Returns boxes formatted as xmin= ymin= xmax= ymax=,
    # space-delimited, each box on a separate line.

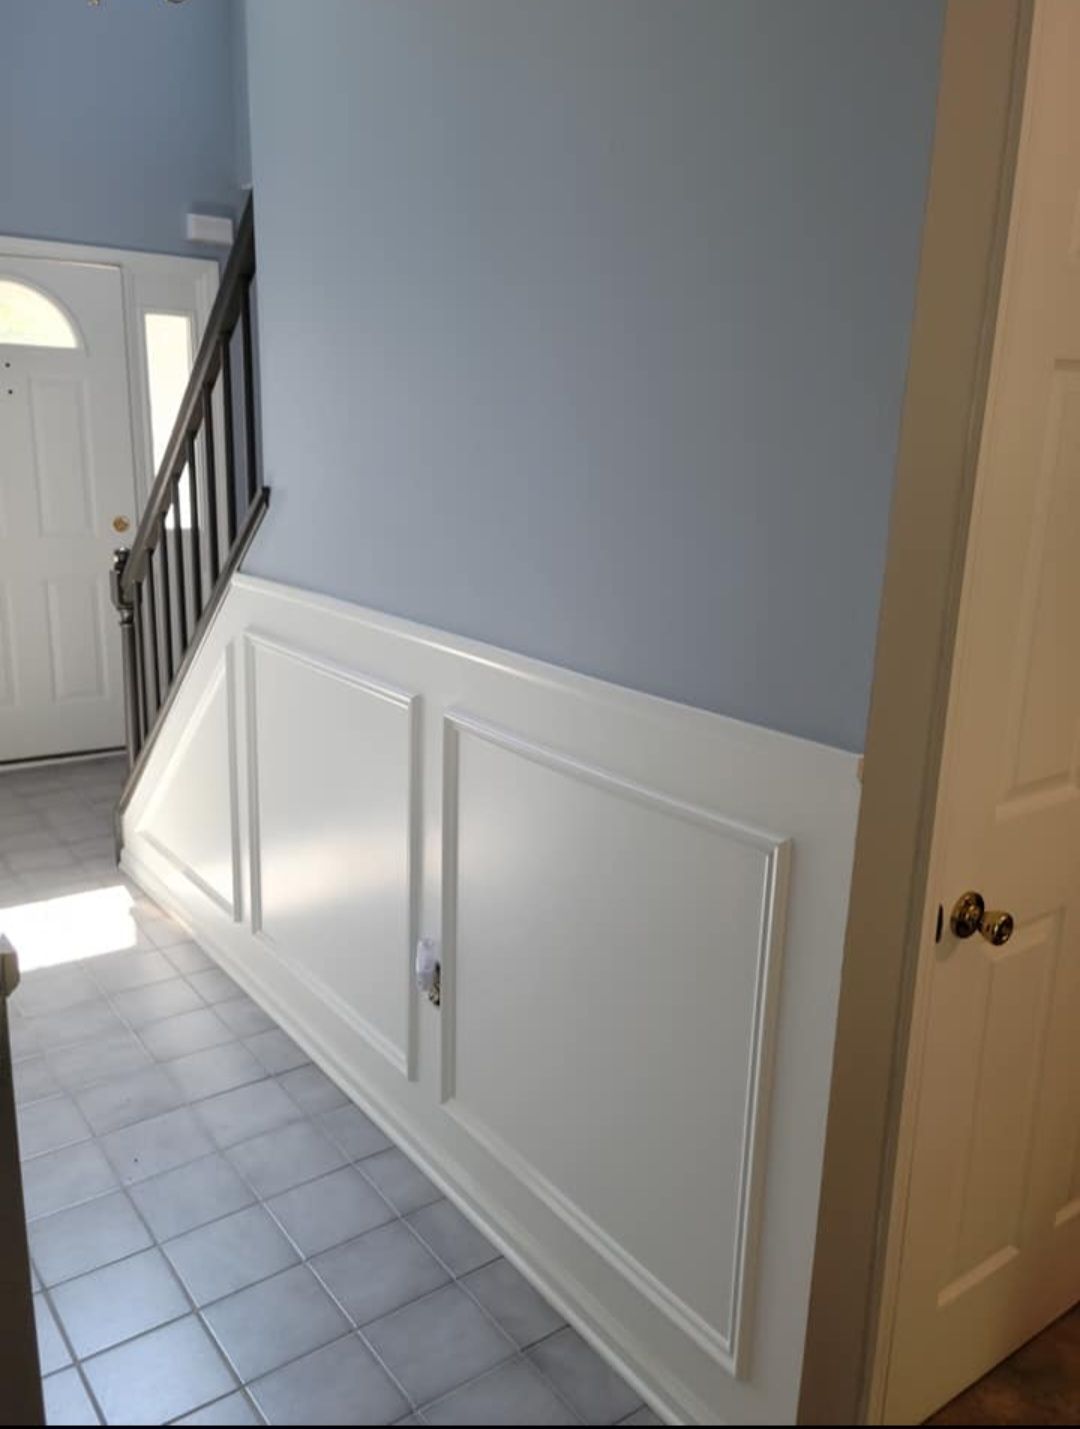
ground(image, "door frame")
xmin=798 ymin=2 xmax=1036 ymax=1422
xmin=0 ymin=235 xmax=219 ymax=516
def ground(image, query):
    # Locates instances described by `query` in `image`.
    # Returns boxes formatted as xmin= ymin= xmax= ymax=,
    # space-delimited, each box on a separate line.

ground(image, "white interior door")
xmin=881 ymin=3 xmax=1080 ymax=1420
xmin=0 ymin=256 xmax=137 ymax=763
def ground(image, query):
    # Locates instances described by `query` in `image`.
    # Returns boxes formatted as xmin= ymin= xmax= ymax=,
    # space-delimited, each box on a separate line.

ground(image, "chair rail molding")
xmin=121 ymin=571 xmax=862 ymax=1425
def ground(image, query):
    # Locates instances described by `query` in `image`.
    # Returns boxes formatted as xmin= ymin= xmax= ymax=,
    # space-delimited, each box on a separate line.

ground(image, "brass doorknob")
xmin=112 ymin=515 xmax=131 ymax=533
xmin=950 ymin=891 xmax=1014 ymax=946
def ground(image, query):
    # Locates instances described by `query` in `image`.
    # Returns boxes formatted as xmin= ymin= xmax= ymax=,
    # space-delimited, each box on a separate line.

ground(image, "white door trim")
xmin=0 ymin=235 xmax=219 ymax=518
xmin=799 ymin=2 xmax=1034 ymax=1421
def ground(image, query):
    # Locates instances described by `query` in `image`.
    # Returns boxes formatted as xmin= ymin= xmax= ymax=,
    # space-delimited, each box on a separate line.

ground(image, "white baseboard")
xmin=121 ymin=573 xmax=861 ymax=1425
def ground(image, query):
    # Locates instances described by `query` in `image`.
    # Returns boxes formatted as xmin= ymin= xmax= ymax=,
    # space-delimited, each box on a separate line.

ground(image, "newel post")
xmin=110 ymin=547 xmax=140 ymax=770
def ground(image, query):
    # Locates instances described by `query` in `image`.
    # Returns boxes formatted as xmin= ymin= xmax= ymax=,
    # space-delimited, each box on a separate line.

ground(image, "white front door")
xmin=0 ymin=256 xmax=138 ymax=763
xmin=882 ymin=2 xmax=1080 ymax=1420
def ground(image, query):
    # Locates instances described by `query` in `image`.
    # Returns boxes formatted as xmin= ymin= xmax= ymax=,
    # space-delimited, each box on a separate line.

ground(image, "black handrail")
xmin=123 ymin=198 xmax=256 ymax=591
xmin=111 ymin=194 xmax=269 ymax=798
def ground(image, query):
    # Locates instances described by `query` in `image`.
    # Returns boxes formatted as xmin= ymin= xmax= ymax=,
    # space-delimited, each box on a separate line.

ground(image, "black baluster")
xmin=221 ymin=335 xmax=238 ymax=546
xmin=171 ymin=477 xmax=189 ymax=655
xmin=144 ymin=548 xmax=162 ymax=712
xmin=109 ymin=549 xmax=140 ymax=770
xmin=202 ymin=387 xmax=221 ymax=584
xmin=133 ymin=582 xmax=149 ymax=744
xmin=240 ymin=284 xmax=258 ymax=505
xmin=158 ymin=518 xmax=174 ymax=684
xmin=187 ymin=434 xmax=203 ymax=621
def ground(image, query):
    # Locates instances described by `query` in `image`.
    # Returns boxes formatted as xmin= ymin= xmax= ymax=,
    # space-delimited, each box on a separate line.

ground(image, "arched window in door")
xmin=0 ymin=279 xmax=80 ymax=348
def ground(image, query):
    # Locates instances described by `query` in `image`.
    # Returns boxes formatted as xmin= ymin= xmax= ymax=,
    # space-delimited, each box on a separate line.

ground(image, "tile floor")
xmin=1 ymin=754 xmax=657 ymax=1427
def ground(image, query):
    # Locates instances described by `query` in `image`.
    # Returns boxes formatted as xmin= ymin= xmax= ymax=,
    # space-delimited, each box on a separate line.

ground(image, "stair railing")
xmin=111 ymin=195 xmax=269 ymax=805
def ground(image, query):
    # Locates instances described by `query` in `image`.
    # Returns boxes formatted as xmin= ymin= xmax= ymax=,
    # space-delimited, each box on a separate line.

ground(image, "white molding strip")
xmin=439 ymin=708 xmax=791 ymax=1374
xmin=121 ymin=572 xmax=861 ymax=1425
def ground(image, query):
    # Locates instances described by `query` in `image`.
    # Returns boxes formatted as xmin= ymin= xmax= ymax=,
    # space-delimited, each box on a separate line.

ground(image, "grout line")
xmin=9 ymin=774 xmax=619 ymax=1425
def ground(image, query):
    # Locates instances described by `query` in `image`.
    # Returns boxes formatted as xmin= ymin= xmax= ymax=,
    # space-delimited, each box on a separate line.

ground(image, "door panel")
xmin=884 ymin=3 xmax=1080 ymax=1419
xmin=0 ymin=256 xmax=137 ymax=761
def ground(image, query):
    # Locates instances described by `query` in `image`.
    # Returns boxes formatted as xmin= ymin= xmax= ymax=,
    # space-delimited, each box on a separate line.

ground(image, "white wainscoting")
xmin=122 ymin=574 xmax=861 ymax=1425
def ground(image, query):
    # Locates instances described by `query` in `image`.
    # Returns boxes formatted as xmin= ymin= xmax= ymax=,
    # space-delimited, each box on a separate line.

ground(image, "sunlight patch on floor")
xmin=0 ymin=884 xmax=137 ymax=972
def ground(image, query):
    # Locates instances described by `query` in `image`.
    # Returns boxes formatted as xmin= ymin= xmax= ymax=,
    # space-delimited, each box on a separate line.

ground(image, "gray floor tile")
xmin=619 ymin=1409 xmax=661 ymax=1426
xmin=214 ymin=994 xmax=275 ymax=1037
xmin=164 ymin=1204 xmax=299 ymax=1306
xmin=92 ymin=948 xmax=176 ymax=994
xmin=168 ymin=1041 xmax=267 ymax=1102
xmin=22 ymin=1140 xmax=120 ymax=1221
xmin=30 ymin=1191 xmax=152 ymax=1286
xmin=8 ymin=1014 xmax=41 ymax=1061
xmin=267 ymin=1166 xmax=395 ymax=1257
xmin=244 ymin=1028 xmax=309 ymax=1075
xmin=110 ymin=976 xmax=205 ymax=1027
xmin=227 ymin=1118 xmax=346 ymax=1199
xmin=165 ymin=940 xmax=215 ymax=974
xmin=312 ymin=1221 xmax=450 ymax=1327
xmin=136 ymin=913 xmax=190 ymax=949
xmin=101 ymin=1105 xmax=214 ymax=1184
xmin=196 ymin=1079 xmax=302 ymax=1148
xmin=75 ymin=1064 xmax=183 ymax=1135
xmin=13 ymin=1054 xmax=59 ymax=1105
xmin=65 ymin=835 xmax=116 ymax=862
xmin=203 ymin=1265 xmax=349 ymax=1382
xmin=51 ymin=1247 xmax=189 ymax=1359
xmin=527 ymin=1328 xmax=641 ymax=1425
xmin=175 ymin=1391 xmax=264 ymax=1425
xmin=188 ymin=967 xmax=244 ymax=1004
xmin=14 ymin=965 xmax=99 ymax=1017
xmin=364 ymin=1283 xmax=514 ymax=1408
xmin=406 ymin=1200 xmax=499 ymax=1277
xmin=249 ymin=1332 xmax=407 ymax=1426
xmin=139 ymin=1006 xmax=234 ymax=1061
xmin=23 ymin=997 xmax=126 ymax=1051
xmin=360 ymin=1149 xmax=441 ymax=1215
xmin=277 ymin=1064 xmax=348 ymax=1116
xmin=318 ymin=1104 xmax=392 ymax=1161
xmin=7 ymin=844 xmax=76 ymax=873
xmin=423 ymin=1357 xmax=580 ymax=1425
xmin=34 ymin=1294 xmax=72 ymax=1375
xmin=42 ymin=1367 xmax=100 ymax=1426
xmin=462 ymin=1259 xmax=565 ymax=1348
xmin=82 ymin=1314 xmax=238 ymax=1425
xmin=18 ymin=1093 xmax=91 ymax=1159
xmin=130 ymin=1152 xmax=256 ymax=1241
xmin=48 ymin=1029 xmax=152 ymax=1090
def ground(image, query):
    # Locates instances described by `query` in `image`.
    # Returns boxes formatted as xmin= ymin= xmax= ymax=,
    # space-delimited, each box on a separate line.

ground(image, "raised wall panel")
xmin=247 ymin=635 xmax=418 ymax=1078
xmin=0 ymin=586 xmax=14 ymax=707
xmin=137 ymin=656 xmax=239 ymax=916
xmin=29 ymin=378 xmax=95 ymax=537
xmin=44 ymin=577 xmax=107 ymax=700
xmin=441 ymin=712 xmax=789 ymax=1373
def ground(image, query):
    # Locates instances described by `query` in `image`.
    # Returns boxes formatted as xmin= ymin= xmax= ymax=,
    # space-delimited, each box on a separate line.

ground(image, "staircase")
xmin=110 ymin=196 xmax=269 ymax=819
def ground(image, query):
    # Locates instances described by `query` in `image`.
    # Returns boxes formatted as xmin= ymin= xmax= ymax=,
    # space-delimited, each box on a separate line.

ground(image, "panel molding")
xmin=439 ymin=708 xmax=790 ymax=1375
xmin=121 ymin=571 xmax=862 ymax=1426
xmin=243 ymin=630 xmax=422 ymax=1080
xmin=138 ymin=650 xmax=240 ymax=919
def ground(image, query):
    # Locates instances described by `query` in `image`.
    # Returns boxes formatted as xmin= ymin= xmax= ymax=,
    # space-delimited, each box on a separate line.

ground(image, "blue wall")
xmin=244 ymin=0 xmax=943 ymax=751
xmin=0 ymin=0 xmax=240 ymax=257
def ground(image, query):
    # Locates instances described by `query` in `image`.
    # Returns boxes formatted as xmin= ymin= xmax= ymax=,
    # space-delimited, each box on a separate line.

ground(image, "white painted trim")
xmin=243 ymin=629 xmax=422 ymax=1080
xmin=121 ymin=572 xmax=862 ymax=1425
xmin=438 ymin=708 xmax=791 ymax=1375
